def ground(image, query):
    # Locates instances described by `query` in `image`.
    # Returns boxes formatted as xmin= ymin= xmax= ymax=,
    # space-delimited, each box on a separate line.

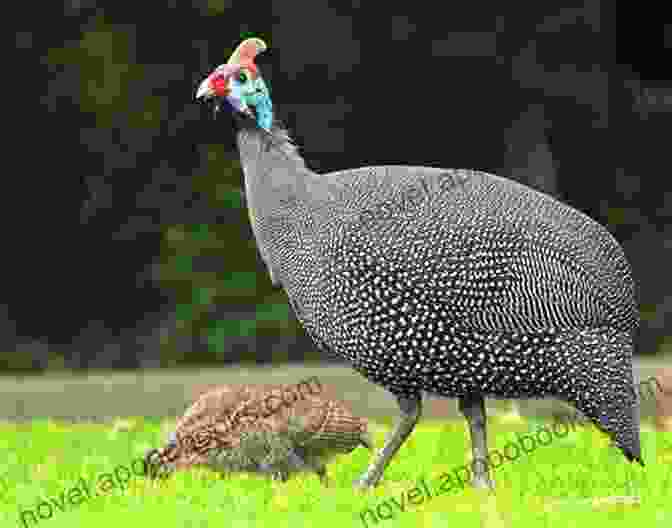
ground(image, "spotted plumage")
xmin=144 ymin=383 xmax=372 ymax=482
xmin=195 ymin=38 xmax=643 ymax=489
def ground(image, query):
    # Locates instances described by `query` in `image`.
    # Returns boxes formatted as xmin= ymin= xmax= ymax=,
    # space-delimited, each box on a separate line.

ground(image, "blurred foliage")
xmin=37 ymin=12 xmax=298 ymax=368
xmin=204 ymin=0 xmax=230 ymax=15
xmin=5 ymin=3 xmax=671 ymax=373
xmin=46 ymin=15 xmax=163 ymax=133
xmin=156 ymin=145 xmax=300 ymax=364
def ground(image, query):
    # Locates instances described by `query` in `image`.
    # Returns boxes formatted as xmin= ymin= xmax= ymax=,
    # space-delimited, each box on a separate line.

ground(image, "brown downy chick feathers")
xmin=145 ymin=381 xmax=371 ymax=482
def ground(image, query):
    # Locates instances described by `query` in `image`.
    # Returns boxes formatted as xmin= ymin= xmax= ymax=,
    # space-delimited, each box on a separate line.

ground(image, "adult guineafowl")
xmin=195 ymin=38 xmax=643 ymax=489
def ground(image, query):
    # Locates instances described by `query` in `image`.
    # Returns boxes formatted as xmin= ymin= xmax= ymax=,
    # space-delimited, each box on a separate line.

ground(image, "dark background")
xmin=4 ymin=1 xmax=671 ymax=372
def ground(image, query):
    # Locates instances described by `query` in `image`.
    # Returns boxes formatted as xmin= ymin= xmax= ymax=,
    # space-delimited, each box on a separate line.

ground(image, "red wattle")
xmin=210 ymin=75 xmax=230 ymax=96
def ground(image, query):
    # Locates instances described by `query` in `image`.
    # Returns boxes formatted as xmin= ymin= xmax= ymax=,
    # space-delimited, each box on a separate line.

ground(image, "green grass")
xmin=1 ymin=416 xmax=671 ymax=527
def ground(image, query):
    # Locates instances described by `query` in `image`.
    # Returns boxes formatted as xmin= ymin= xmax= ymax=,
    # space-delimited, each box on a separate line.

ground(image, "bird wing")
xmin=312 ymin=166 xmax=637 ymax=334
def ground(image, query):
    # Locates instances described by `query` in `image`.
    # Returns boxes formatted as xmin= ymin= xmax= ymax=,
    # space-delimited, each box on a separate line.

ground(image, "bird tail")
xmin=556 ymin=327 xmax=643 ymax=465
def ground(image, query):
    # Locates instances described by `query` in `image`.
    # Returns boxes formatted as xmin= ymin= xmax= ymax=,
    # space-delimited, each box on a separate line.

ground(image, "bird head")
xmin=143 ymin=430 xmax=178 ymax=479
xmin=195 ymin=37 xmax=273 ymax=131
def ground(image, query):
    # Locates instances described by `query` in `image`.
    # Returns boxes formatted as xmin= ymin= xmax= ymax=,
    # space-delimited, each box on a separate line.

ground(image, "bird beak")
xmin=144 ymin=448 xmax=163 ymax=478
xmin=195 ymin=76 xmax=214 ymax=100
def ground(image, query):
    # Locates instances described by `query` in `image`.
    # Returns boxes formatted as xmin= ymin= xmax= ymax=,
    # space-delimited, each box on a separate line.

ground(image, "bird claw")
xmin=471 ymin=475 xmax=496 ymax=491
xmin=353 ymin=475 xmax=377 ymax=490
xmin=271 ymin=471 xmax=289 ymax=482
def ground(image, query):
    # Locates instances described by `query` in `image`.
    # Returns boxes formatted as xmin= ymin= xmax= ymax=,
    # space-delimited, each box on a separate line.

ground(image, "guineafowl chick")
xmin=205 ymin=426 xmax=307 ymax=481
xmin=207 ymin=414 xmax=370 ymax=483
xmin=144 ymin=382 xmax=372 ymax=484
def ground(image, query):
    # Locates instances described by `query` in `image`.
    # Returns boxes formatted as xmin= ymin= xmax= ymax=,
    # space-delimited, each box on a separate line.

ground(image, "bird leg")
xmin=258 ymin=459 xmax=287 ymax=481
xmin=315 ymin=465 xmax=329 ymax=486
xmin=260 ymin=445 xmax=312 ymax=483
xmin=354 ymin=394 xmax=422 ymax=489
xmin=285 ymin=447 xmax=312 ymax=472
xmin=359 ymin=431 xmax=375 ymax=450
xmin=458 ymin=394 xmax=495 ymax=490
xmin=270 ymin=470 xmax=289 ymax=482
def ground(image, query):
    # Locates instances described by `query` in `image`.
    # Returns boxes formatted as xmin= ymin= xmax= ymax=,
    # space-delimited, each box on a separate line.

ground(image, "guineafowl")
xmin=144 ymin=382 xmax=372 ymax=483
xmin=204 ymin=423 xmax=317 ymax=482
xmin=195 ymin=38 xmax=643 ymax=490
xmin=206 ymin=415 xmax=365 ymax=483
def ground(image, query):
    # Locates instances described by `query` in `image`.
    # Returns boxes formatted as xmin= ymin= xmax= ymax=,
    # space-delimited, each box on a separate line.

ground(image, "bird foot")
xmin=270 ymin=471 xmax=289 ymax=482
xmin=353 ymin=471 xmax=380 ymax=490
xmin=471 ymin=475 xmax=495 ymax=491
xmin=353 ymin=478 xmax=372 ymax=490
xmin=316 ymin=467 xmax=329 ymax=487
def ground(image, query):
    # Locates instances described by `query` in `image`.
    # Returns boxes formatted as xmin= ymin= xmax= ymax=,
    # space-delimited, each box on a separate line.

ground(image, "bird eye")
xmin=238 ymin=71 xmax=248 ymax=83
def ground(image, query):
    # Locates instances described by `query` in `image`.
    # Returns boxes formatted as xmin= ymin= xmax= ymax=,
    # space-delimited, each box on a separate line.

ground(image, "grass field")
xmin=2 ymin=414 xmax=671 ymax=527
